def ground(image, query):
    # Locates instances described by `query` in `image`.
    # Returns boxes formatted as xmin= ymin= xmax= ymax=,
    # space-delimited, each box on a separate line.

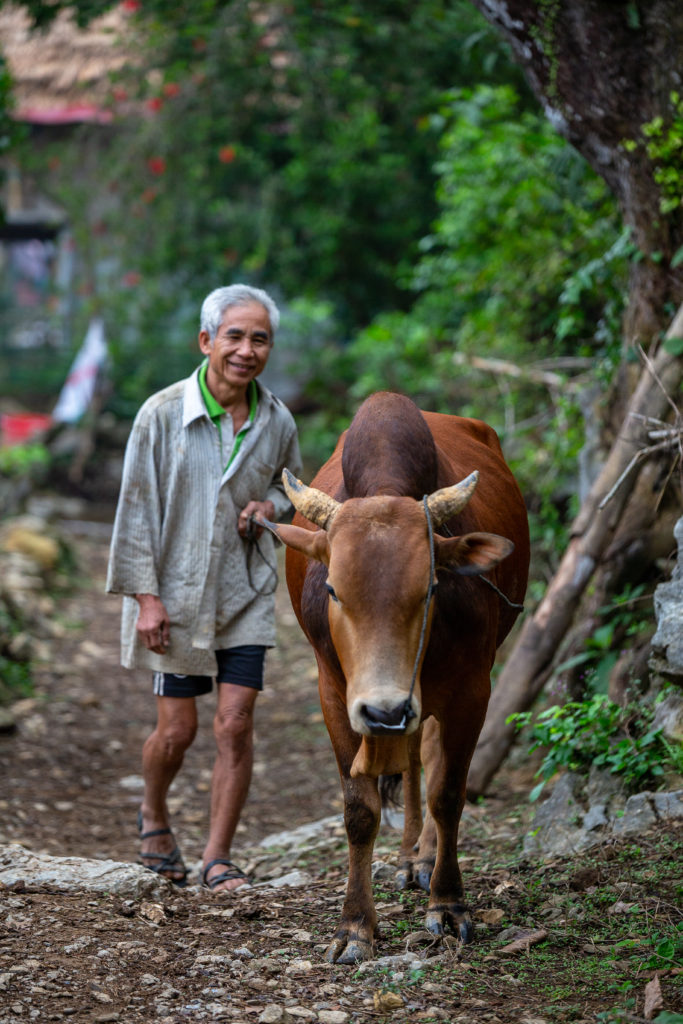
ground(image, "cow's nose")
xmin=360 ymin=700 xmax=415 ymax=735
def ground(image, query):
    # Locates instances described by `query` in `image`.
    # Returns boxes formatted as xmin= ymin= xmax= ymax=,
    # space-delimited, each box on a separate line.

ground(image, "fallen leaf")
xmin=479 ymin=908 xmax=505 ymax=925
xmin=608 ymin=901 xmax=638 ymax=915
xmin=139 ymin=901 xmax=166 ymax=924
xmin=494 ymin=880 xmax=516 ymax=896
xmin=643 ymin=974 xmax=664 ymax=1020
xmin=499 ymin=929 xmax=548 ymax=955
xmin=373 ymin=991 xmax=404 ymax=1011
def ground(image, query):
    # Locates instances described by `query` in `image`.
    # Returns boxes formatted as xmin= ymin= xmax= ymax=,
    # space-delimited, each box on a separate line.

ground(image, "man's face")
xmin=199 ymin=301 xmax=272 ymax=398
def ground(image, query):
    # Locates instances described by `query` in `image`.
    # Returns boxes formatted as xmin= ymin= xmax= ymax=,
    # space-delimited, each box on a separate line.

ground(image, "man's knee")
xmin=213 ymin=698 xmax=255 ymax=749
xmin=154 ymin=718 xmax=197 ymax=755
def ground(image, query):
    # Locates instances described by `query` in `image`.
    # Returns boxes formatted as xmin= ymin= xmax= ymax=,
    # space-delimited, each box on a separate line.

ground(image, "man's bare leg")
xmin=202 ymin=683 xmax=258 ymax=891
xmin=139 ymin=695 xmax=197 ymax=882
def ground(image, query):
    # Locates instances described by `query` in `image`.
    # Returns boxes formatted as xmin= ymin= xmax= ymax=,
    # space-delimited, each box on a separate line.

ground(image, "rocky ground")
xmin=0 ymin=516 xmax=681 ymax=1024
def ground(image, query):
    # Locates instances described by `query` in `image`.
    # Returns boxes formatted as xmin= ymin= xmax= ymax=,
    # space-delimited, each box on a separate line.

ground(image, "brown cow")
xmin=261 ymin=392 xmax=529 ymax=963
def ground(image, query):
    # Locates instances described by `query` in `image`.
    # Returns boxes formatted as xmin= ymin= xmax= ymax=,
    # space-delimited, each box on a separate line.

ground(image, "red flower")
xmin=112 ymin=86 xmax=128 ymax=103
xmin=163 ymin=82 xmax=181 ymax=98
xmin=121 ymin=1 xmax=141 ymax=12
xmin=145 ymin=97 xmax=163 ymax=113
xmin=218 ymin=145 xmax=236 ymax=164
xmin=147 ymin=156 xmax=166 ymax=175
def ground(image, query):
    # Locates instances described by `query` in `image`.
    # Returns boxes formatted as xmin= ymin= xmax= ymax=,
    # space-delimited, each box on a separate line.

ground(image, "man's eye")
xmin=325 ymin=582 xmax=339 ymax=603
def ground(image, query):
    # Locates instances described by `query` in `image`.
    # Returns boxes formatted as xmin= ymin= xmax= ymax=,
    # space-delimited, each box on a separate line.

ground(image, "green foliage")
xmin=641 ymin=92 xmax=683 ymax=215
xmin=508 ymin=692 xmax=676 ymax=802
xmin=0 ymin=600 xmax=33 ymax=703
xmin=300 ymin=84 xmax=623 ymax=420
xmin=0 ymin=653 xmax=32 ymax=702
xmin=551 ymin=583 xmax=651 ymax=695
xmin=297 ymin=83 xmax=627 ymax=579
xmin=14 ymin=1 xmax=534 ymax=409
xmin=0 ymin=442 xmax=50 ymax=478
xmin=0 ymin=54 xmax=25 ymax=161
xmin=13 ymin=0 xmax=115 ymax=29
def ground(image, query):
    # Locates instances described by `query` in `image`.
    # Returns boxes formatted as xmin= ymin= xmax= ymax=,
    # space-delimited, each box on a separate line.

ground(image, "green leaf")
xmin=664 ymin=336 xmax=683 ymax=356
xmin=529 ymin=780 xmax=546 ymax=803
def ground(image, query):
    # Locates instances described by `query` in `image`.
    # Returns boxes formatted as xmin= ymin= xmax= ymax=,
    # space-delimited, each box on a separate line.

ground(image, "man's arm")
xmin=135 ymin=593 xmax=170 ymax=654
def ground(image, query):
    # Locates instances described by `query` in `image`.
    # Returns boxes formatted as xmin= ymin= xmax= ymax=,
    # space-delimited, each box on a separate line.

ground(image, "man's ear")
xmin=261 ymin=520 xmax=331 ymax=565
xmin=198 ymin=329 xmax=212 ymax=355
xmin=435 ymin=532 xmax=514 ymax=576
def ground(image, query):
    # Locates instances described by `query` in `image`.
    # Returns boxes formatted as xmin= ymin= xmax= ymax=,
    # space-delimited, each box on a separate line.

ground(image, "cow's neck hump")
xmin=341 ymin=392 xmax=438 ymax=499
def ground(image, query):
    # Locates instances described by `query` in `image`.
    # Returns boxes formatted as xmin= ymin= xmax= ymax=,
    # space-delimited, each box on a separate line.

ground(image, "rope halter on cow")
xmin=377 ymin=495 xmax=437 ymax=733
xmin=381 ymin=493 xmax=524 ymax=734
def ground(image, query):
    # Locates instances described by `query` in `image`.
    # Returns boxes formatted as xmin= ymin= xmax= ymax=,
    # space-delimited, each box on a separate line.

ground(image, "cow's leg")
xmin=422 ymin=691 xmax=488 ymax=943
xmin=395 ymin=719 xmax=438 ymax=893
xmin=394 ymin=726 xmax=422 ymax=890
xmin=327 ymin=770 xmax=382 ymax=964
xmin=320 ymin=683 xmax=381 ymax=964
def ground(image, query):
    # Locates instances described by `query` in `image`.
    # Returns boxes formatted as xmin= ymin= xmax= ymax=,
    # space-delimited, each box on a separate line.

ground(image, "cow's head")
xmin=263 ymin=469 xmax=513 ymax=771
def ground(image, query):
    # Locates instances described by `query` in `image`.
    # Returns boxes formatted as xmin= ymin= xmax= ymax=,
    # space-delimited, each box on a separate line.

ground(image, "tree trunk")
xmin=467 ymin=303 xmax=683 ymax=797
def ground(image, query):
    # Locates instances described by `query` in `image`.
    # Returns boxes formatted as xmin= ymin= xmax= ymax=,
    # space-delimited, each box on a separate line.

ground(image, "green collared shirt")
xmin=198 ymin=361 xmax=258 ymax=472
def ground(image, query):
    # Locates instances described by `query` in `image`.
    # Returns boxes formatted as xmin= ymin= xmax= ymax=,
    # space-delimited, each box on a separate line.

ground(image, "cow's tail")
xmin=379 ymin=773 xmax=403 ymax=809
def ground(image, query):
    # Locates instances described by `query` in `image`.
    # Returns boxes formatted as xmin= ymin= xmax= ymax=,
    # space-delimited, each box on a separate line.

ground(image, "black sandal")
xmin=202 ymin=857 xmax=251 ymax=890
xmin=137 ymin=810 xmax=188 ymax=887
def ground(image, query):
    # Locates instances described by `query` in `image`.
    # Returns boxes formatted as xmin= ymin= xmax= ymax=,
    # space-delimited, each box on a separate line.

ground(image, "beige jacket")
xmin=106 ymin=368 xmax=301 ymax=675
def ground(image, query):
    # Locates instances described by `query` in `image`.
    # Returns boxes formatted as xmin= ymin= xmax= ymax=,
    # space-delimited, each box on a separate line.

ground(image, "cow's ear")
xmin=262 ymin=520 xmax=331 ymax=565
xmin=435 ymin=532 xmax=514 ymax=576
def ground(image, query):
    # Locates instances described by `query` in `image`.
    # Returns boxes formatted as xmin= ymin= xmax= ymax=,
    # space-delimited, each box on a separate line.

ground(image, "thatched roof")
xmin=0 ymin=3 xmax=137 ymax=124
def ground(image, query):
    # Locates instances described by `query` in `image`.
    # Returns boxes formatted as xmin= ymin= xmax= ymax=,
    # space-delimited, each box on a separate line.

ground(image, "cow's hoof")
xmin=395 ymin=860 xmax=433 ymax=893
xmin=395 ymin=868 xmax=410 ymax=891
xmin=424 ymin=905 xmax=473 ymax=943
xmin=416 ymin=864 xmax=433 ymax=893
xmin=326 ymin=935 xmax=374 ymax=964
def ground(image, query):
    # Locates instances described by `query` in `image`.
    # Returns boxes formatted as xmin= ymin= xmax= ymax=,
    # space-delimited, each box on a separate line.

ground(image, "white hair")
xmin=200 ymin=284 xmax=280 ymax=340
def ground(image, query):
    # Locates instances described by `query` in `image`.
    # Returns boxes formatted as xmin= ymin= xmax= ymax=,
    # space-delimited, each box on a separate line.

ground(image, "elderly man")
xmin=107 ymin=284 xmax=301 ymax=891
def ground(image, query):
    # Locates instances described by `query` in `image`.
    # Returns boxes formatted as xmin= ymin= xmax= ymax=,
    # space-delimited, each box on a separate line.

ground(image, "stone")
xmin=585 ymin=766 xmax=625 ymax=807
xmin=1 ymin=524 xmax=60 ymax=570
xmin=582 ymin=803 xmax=609 ymax=831
xmin=0 ymin=708 xmax=16 ymax=734
xmin=259 ymin=817 xmax=342 ymax=851
xmin=652 ymin=789 xmax=683 ymax=819
xmin=650 ymin=517 xmax=683 ymax=681
xmin=523 ymin=774 xmax=586 ymax=858
xmin=652 ymin=691 xmax=683 ymax=742
xmin=0 ymin=844 xmax=172 ymax=899
xmin=258 ymin=1007 xmax=285 ymax=1024
xmin=262 ymin=870 xmax=312 ymax=889
xmin=611 ymin=794 xmax=657 ymax=837
xmin=371 ymin=860 xmax=395 ymax=882
xmin=355 ymin=952 xmax=424 ymax=975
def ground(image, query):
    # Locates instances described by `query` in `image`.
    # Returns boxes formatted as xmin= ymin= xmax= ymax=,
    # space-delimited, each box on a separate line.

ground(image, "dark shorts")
xmin=152 ymin=645 xmax=266 ymax=698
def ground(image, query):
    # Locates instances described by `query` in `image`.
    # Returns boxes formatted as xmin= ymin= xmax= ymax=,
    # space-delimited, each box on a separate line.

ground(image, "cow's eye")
xmin=325 ymin=582 xmax=339 ymax=603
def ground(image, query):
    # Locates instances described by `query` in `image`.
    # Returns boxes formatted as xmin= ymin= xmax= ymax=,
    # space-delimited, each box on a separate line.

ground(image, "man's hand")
xmin=135 ymin=594 xmax=170 ymax=654
xmin=237 ymin=500 xmax=275 ymax=540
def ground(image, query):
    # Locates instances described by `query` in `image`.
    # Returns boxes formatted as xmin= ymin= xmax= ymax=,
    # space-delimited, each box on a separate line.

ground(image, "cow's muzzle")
xmin=359 ymin=698 xmax=417 ymax=735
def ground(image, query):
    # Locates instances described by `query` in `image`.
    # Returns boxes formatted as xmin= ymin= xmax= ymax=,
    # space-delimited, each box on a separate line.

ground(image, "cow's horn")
xmin=426 ymin=471 xmax=479 ymax=526
xmin=282 ymin=468 xmax=341 ymax=529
